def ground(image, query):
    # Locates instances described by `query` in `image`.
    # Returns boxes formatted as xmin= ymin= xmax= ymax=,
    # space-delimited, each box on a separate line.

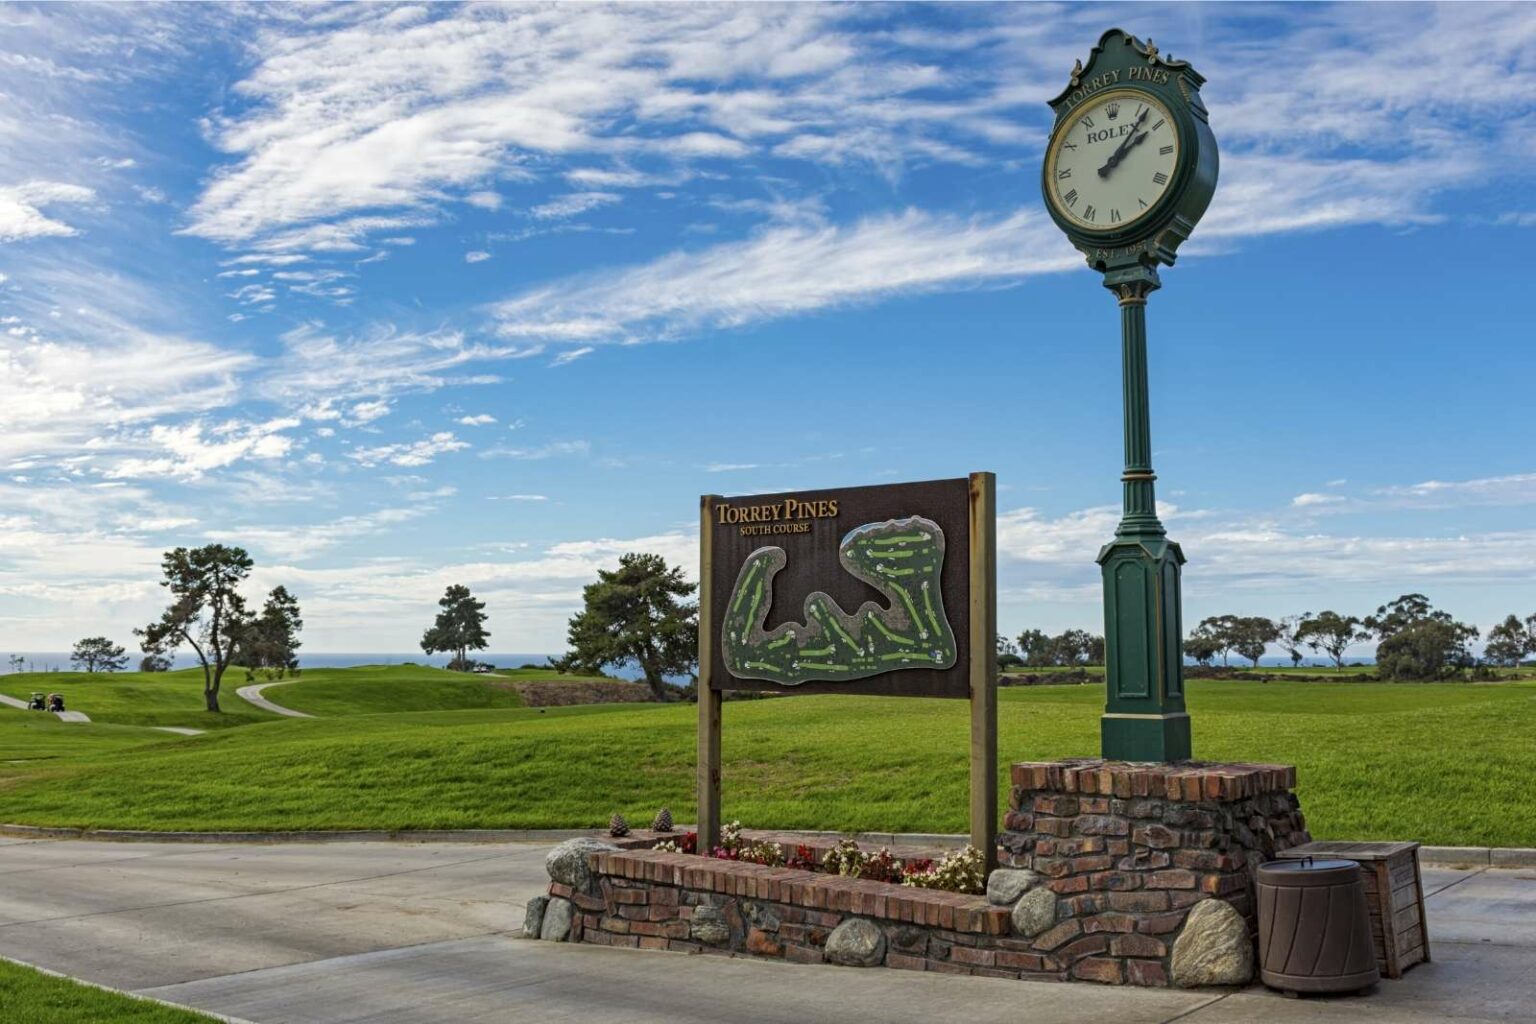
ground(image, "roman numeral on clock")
xmin=1151 ymin=118 xmax=1165 ymax=131
xmin=1058 ymin=168 xmax=1072 ymax=179
xmin=1110 ymin=208 xmax=1121 ymax=223
xmin=1159 ymin=145 xmax=1173 ymax=155
xmin=1152 ymin=172 xmax=1168 ymax=185
xmin=1062 ymin=141 xmax=1077 ymax=150
xmin=1137 ymin=197 xmax=1149 ymax=209
xmin=1063 ymin=188 xmax=1078 ymax=206
xmin=1081 ymin=115 xmax=1095 ymax=129
xmin=1083 ymin=204 xmax=1096 ymax=222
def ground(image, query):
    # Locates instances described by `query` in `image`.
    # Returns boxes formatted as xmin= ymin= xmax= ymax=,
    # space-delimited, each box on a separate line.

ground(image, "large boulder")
xmin=523 ymin=895 xmax=548 ymax=939
xmin=825 ymin=918 xmax=886 ymax=967
xmin=1171 ymin=899 xmax=1253 ymax=987
xmin=987 ymin=868 xmax=1043 ymax=906
xmin=539 ymin=896 xmax=574 ymax=942
xmin=691 ymin=905 xmax=731 ymax=945
xmin=1010 ymin=887 xmax=1057 ymax=938
xmin=545 ymin=838 xmax=617 ymax=893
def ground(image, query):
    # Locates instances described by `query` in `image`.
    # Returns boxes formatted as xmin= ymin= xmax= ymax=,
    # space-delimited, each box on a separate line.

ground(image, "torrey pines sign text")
xmin=697 ymin=474 xmax=997 ymax=863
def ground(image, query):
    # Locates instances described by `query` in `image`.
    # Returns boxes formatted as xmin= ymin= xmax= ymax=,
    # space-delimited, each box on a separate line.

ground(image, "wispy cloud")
xmin=349 ymin=431 xmax=469 ymax=468
xmin=493 ymin=207 xmax=1074 ymax=346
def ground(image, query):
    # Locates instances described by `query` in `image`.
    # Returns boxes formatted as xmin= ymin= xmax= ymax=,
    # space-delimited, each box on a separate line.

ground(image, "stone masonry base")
xmin=547 ymin=760 xmax=1307 ymax=987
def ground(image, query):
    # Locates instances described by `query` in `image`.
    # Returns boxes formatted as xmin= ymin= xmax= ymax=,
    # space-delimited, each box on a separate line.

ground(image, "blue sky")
xmin=1 ymin=2 xmax=1534 ymax=657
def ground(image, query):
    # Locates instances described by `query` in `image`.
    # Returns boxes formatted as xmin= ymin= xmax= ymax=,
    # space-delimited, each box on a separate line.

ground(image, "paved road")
xmin=235 ymin=682 xmax=314 ymax=718
xmin=0 ymin=838 xmax=1530 ymax=1023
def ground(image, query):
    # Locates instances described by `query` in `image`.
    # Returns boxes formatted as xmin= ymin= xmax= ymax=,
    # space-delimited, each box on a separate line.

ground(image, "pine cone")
xmin=608 ymin=813 xmax=630 ymax=837
xmin=651 ymin=808 xmax=674 ymax=833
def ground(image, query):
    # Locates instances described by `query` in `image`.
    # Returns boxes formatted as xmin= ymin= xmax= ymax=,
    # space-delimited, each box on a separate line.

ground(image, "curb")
xmin=3 ymin=823 xmax=1531 ymax=865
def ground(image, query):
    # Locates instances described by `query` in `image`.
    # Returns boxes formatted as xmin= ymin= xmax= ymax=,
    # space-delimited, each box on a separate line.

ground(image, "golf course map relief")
xmin=723 ymin=516 xmax=957 ymax=685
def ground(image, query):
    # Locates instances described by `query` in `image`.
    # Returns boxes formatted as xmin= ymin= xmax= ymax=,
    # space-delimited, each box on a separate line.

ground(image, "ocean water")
xmin=0 ymin=651 xmax=650 ymax=680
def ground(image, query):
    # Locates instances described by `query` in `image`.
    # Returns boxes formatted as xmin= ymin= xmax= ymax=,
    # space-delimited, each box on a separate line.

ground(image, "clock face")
xmin=1045 ymin=89 xmax=1180 ymax=233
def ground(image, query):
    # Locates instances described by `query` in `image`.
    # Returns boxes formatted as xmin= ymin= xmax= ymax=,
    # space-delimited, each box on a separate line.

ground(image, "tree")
xmin=421 ymin=584 xmax=491 ymax=671
xmin=1191 ymin=615 xmax=1240 ymax=666
xmin=1229 ymin=616 xmax=1279 ymax=668
xmin=1375 ymin=618 xmax=1479 ymax=681
xmin=246 ymin=586 xmax=304 ymax=674
xmin=139 ymin=653 xmax=174 ymax=673
xmin=1185 ymin=632 xmax=1219 ymax=667
xmin=1296 ymin=610 xmax=1369 ymax=670
xmin=136 ymin=545 xmax=254 ymax=712
xmin=1275 ymin=615 xmax=1307 ymax=668
xmin=1016 ymin=629 xmax=1053 ymax=667
xmin=556 ymin=553 xmax=697 ymax=700
xmin=1364 ymin=593 xmax=1443 ymax=640
xmin=1483 ymin=614 xmax=1533 ymax=668
xmin=70 ymin=637 xmax=128 ymax=673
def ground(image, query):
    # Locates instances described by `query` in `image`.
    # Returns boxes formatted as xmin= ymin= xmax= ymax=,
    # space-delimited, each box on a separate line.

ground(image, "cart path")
xmin=153 ymin=726 xmax=206 ymax=736
xmin=234 ymin=681 xmax=314 ymax=718
xmin=0 ymin=692 xmax=90 ymax=721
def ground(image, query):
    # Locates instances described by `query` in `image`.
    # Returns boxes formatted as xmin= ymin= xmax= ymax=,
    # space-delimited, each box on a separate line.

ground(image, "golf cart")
xmin=27 ymin=692 xmax=46 ymax=711
xmin=47 ymin=693 xmax=65 ymax=712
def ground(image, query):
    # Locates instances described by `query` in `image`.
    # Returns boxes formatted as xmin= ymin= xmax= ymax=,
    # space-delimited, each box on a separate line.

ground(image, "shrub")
xmin=902 ymin=846 xmax=985 ymax=895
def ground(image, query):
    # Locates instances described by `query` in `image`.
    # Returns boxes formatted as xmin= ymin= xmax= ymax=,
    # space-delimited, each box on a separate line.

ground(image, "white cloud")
xmin=456 ymin=414 xmax=497 ymax=426
xmin=489 ymin=493 xmax=548 ymax=502
xmin=0 ymin=181 xmax=95 ymax=241
xmin=479 ymin=440 xmax=591 ymax=461
xmin=1292 ymin=493 xmax=1345 ymax=508
xmin=464 ymin=250 xmax=492 ymax=263
xmin=493 ymin=207 xmax=1074 ymax=345
xmin=103 ymin=418 xmax=299 ymax=481
xmin=549 ymin=346 xmax=594 ymax=367
xmin=349 ymin=431 xmax=469 ymax=468
xmin=530 ymin=191 xmax=620 ymax=220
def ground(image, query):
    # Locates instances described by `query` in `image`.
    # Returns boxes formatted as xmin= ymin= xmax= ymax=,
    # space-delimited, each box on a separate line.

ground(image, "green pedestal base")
xmin=1100 ymin=712 xmax=1191 ymax=763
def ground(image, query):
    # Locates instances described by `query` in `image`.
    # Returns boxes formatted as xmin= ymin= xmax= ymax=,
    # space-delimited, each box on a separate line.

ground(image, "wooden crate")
xmin=1276 ymin=840 xmax=1428 ymax=978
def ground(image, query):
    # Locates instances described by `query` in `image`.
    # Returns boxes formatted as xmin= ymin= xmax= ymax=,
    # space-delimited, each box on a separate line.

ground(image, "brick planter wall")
xmin=1000 ymin=759 xmax=1310 ymax=985
xmin=542 ymin=760 xmax=1306 ymax=988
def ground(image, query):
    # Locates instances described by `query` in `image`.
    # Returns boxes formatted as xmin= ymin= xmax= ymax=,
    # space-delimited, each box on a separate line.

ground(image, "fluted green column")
xmin=1097 ymin=265 xmax=1191 ymax=762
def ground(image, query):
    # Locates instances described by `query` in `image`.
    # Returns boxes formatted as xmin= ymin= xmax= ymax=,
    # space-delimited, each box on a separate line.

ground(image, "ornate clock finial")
xmin=1069 ymin=58 xmax=1083 ymax=87
xmin=1144 ymin=37 xmax=1159 ymax=62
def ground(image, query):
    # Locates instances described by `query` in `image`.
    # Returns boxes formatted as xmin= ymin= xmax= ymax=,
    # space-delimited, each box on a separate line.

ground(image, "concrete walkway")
xmin=235 ymin=682 xmax=313 ymax=718
xmin=0 ymin=838 xmax=1529 ymax=1023
xmin=0 ymin=692 xmax=90 ymax=721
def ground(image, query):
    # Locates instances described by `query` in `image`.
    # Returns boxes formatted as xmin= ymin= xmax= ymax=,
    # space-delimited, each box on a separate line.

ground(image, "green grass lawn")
xmin=265 ymin=663 xmax=622 ymax=716
xmin=0 ymin=668 xmax=274 ymax=730
xmin=2 ymin=678 xmax=1532 ymax=847
xmin=0 ymin=959 xmax=219 ymax=1023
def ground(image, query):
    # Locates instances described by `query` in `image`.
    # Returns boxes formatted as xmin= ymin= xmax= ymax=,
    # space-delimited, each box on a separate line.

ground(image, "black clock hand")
xmin=1097 ymin=108 xmax=1149 ymax=178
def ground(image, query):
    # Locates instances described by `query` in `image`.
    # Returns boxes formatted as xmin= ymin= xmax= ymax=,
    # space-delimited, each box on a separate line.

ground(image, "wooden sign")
xmin=697 ymin=474 xmax=997 ymax=865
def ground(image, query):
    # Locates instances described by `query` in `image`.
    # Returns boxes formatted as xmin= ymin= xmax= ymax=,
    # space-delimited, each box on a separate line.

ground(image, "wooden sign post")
xmin=698 ymin=473 xmax=997 ymax=868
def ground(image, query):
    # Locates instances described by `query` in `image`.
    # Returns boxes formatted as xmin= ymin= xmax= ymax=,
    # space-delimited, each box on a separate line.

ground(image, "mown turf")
xmin=263 ymin=664 xmax=627 ymax=716
xmin=1 ymin=679 xmax=1532 ymax=847
xmin=258 ymin=664 xmax=526 ymax=716
xmin=0 ymin=668 xmax=273 ymax=730
xmin=0 ymin=959 xmax=219 ymax=1023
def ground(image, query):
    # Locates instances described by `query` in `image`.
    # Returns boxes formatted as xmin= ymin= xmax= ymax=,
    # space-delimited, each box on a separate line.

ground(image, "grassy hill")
xmin=2 ymin=678 xmax=1532 ymax=847
xmin=0 ymin=669 xmax=274 ymax=730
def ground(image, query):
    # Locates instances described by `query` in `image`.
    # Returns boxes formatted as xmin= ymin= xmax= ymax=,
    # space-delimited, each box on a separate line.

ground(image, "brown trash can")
xmin=1257 ymin=857 xmax=1381 ymax=995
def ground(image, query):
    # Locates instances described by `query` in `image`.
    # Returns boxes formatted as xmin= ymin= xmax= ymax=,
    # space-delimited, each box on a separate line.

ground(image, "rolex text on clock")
xmin=1045 ymin=89 xmax=1179 ymax=233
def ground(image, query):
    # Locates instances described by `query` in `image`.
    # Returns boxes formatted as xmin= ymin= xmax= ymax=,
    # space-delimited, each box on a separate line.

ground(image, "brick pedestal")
xmin=1000 ymin=759 xmax=1309 ymax=985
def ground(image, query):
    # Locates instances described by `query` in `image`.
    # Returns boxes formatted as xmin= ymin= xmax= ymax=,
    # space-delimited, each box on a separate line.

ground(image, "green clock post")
xmin=1040 ymin=29 xmax=1218 ymax=761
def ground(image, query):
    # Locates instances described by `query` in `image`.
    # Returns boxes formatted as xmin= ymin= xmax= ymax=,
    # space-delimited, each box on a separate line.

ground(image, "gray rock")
xmin=987 ymin=868 xmax=1043 ymax=906
xmin=539 ymin=896 xmax=574 ymax=942
xmin=691 ymin=905 xmax=731 ymax=945
xmin=544 ymin=837 xmax=617 ymax=894
xmin=523 ymin=895 xmax=548 ymax=939
xmin=1171 ymin=899 xmax=1254 ymax=987
xmin=825 ymin=918 xmax=886 ymax=967
xmin=742 ymin=900 xmax=780 ymax=932
xmin=1010 ymin=887 xmax=1057 ymax=938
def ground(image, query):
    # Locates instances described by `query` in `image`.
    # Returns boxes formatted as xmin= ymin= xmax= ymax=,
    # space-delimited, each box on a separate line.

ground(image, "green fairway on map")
xmin=722 ymin=516 xmax=957 ymax=685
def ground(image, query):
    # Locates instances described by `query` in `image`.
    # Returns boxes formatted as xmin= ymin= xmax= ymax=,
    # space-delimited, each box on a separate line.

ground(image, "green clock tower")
xmin=1040 ymin=29 xmax=1218 ymax=761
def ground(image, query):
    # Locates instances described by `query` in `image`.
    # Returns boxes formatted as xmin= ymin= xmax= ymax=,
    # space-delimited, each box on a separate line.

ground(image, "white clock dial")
xmin=1046 ymin=89 xmax=1180 ymax=232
